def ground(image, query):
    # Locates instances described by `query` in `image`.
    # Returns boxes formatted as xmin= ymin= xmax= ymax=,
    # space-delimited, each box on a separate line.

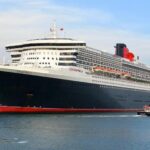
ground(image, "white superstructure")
xmin=6 ymin=38 xmax=85 ymax=68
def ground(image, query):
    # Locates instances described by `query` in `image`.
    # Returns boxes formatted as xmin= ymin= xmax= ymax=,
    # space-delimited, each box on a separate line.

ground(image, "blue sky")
xmin=0 ymin=0 xmax=150 ymax=64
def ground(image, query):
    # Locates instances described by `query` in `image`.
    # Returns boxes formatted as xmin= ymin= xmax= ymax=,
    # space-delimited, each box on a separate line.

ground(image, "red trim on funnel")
xmin=0 ymin=106 xmax=142 ymax=113
xmin=123 ymin=47 xmax=129 ymax=58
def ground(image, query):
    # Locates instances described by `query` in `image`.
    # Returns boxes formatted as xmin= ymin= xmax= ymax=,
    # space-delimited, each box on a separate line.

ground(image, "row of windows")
xmin=12 ymin=60 xmax=20 ymax=62
xmin=123 ymin=60 xmax=150 ymax=72
xmin=24 ymin=62 xmax=58 ymax=65
xmin=39 ymin=62 xmax=51 ymax=65
xmin=59 ymin=58 xmax=76 ymax=61
xmin=26 ymin=57 xmax=58 ymax=60
xmin=24 ymin=52 xmax=58 ymax=55
xmin=58 ymin=63 xmax=76 ymax=66
xmin=24 ymin=63 xmax=34 ymax=65
xmin=43 ymin=57 xmax=58 ymax=60
xmin=11 ymin=54 xmax=21 ymax=58
xmin=80 ymin=48 xmax=100 ymax=57
xmin=60 ymin=52 xmax=78 ymax=56
xmin=78 ymin=51 xmax=101 ymax=58
xmin=39 ymin=62 xmax=58 ymax=65
xmin=27 ymin=57 xmax=39 ymax=60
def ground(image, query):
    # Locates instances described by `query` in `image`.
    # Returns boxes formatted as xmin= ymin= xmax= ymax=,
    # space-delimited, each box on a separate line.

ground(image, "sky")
xmin=0 ymin=0 xmax=150 ymax=64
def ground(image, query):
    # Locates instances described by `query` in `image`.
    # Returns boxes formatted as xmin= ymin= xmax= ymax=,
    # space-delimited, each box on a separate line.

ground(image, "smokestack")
xmin=115 ymin=43 xmax=127 ymax=57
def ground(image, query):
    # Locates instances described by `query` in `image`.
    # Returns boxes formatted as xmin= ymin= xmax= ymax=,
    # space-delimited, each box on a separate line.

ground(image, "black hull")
xmin=0 ymin=70 xmax=150 ymax=109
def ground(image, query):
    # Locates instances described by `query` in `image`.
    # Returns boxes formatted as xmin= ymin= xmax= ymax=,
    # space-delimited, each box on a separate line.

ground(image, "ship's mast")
xmin=50 ymin=21 xmax=57 ymax=38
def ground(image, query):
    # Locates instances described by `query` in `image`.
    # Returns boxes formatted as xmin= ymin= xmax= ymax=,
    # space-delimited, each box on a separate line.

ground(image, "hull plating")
xmin=0 ymin=70 xmax=150 ymax=110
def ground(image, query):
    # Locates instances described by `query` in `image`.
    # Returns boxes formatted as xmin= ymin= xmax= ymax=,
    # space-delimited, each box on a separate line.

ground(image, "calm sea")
xmin=0 ymin=113 xmax=150 ymax=150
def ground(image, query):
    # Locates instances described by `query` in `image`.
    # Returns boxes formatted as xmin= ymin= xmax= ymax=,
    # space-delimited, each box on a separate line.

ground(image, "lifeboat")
xmin=92 ymin=66 xmax=133 ymax=80
xmin=122 ymin=72 xmax=131 ymax=79
xmin=92 ymin=66 xmax=122 ymax=76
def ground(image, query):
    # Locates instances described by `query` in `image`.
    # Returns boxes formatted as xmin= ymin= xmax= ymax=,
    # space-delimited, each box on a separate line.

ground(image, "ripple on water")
xmin=17 ymin=140 xmax=28 ymax=144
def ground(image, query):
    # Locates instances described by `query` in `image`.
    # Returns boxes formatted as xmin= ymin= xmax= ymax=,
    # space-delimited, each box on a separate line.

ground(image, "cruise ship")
xmin=0 ymin=24 xmax=150 ymax=113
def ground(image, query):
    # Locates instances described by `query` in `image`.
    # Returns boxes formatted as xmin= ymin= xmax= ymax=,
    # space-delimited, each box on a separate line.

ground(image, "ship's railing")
xmin=91 ymin=74 xmax=150 ymax=91
xmin=122 ymin=59 xmax=150 ymax=72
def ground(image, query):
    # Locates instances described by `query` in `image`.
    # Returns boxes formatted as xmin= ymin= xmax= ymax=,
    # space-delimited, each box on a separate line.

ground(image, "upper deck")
xmin=6 ymin=38 xmax=86 ymax=51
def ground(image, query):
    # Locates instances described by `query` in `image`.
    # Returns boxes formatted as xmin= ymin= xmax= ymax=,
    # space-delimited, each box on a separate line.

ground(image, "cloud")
xmin=0 ymin=0 xmax=114 ymax=45
xmin=0 ymin=0 xmax=150 ymax=65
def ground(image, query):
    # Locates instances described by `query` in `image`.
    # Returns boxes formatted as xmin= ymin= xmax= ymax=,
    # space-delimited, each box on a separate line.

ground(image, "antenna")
xmin=50 ymin=20 xmax=57 ymax=38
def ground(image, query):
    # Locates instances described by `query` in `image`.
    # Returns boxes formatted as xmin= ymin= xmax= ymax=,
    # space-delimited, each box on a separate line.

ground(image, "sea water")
xmin=0 ymin=113 xmax=149 ymax=150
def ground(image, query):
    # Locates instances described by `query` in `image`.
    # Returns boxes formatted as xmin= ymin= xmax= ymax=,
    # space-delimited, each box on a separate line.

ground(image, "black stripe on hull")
xmin=0 ymin=70 xmax=150 ymax=109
